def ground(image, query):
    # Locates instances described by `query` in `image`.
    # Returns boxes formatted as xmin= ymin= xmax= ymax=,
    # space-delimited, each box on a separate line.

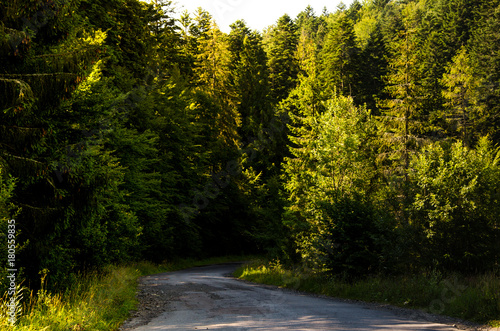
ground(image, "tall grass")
xmin=0 ymin=265 xmax=140 ymax=330
xmin=0 ymin=255 xmax=255 ymax=330
xmin=235 ymin=260 xmax=500 ymax=327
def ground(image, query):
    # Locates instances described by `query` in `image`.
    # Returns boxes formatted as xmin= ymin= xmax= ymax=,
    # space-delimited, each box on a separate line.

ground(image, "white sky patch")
xmin=170 ymin=0 xmax=355 ymax=32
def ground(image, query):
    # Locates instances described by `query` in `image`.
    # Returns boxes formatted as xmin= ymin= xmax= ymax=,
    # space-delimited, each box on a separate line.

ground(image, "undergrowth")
xmin=0 ymin=265 xmax=138 ymax=330
xmin=0 ymin=255 xmax=254 ymax=330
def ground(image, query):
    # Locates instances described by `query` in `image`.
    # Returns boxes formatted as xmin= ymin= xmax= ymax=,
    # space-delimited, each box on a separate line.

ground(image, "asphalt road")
xmin=125 ymin=263 xmax=462 ymax=331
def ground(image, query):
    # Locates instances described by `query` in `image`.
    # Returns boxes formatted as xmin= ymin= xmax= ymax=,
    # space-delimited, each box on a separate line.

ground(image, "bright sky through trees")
xmin=172 ymin=0 xmax=355 ymax=32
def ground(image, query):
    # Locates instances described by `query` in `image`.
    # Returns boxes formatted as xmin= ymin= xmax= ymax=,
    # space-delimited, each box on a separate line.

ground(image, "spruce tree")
xmin=468 ymin=0 xmax=500 ymax=144
xmin=380 ymin=1 xmax=424 ymax=178
xmin=265 ymin=14 xmax=299 ymax=103
xmin=377 ymin=1 xmax=426 ymax=225
xmin=319 ymin=12 xmax=360 ymax=99
xmin=195 ymin=20 xmax=240 ymax=151
xmin=357 ymin=23 xmax=389 ymax=114
xmin=228 ymin=20 xmax=271 ymax=144
xmin=441 ymin=46 xmax=479 ymax=146
xmin=0 ymin=0 xmax=142 ymax=287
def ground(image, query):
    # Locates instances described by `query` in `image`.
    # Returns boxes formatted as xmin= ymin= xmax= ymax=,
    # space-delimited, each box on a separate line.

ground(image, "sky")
xmin=171 ymin=0 xmax=355 ymax=33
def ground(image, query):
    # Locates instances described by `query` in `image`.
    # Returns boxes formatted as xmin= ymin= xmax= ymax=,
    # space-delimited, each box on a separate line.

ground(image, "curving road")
xmin=123 ymin=263 xmax=465 ymax=331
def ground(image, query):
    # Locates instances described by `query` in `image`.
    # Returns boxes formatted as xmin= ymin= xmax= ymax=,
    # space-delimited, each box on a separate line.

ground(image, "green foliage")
xmin=283 ymin=96 xmax=389 ymax=273
xmin=440 ymin=46 xmax=480 ymax=145
xmin=228 ymin=20 xmax=272 ymax=141
xmin=356 ymin=22 xmax=389 ymax=113
xmin=0 ymin=0 xmax=135 ymax=289
xmin=295 ymin=5 xmax=327 ymax=45
xmin=265 ymin=14 xmax=299 ymax=102
xmin=2 ymin=0 xmax=500 ymax=309
xmin=126 ymin=76 xmax=204 ymax=260
xmin=0 ymin=166 xmax=16 ymax=223
xmin=467 ymin=1 xmax=500 ymax=144
xmin=319 ymin=196 xmax=392 ymax=277
xmin=408 ymin=138 xmax=500 ymax=272
xmin=380 ymin=0 xmax=425 ymax=179
xmin=319 ymin=12 xmax=359 ymax=98
xmin=0 ymin=266 xmax=140 ymax=330
xmin=195 ymin=21 xmax=240 ymax=148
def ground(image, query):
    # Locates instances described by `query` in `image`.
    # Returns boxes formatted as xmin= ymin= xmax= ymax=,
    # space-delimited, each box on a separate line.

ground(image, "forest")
xmin=0 ymin=0 xmax=499 ymax=295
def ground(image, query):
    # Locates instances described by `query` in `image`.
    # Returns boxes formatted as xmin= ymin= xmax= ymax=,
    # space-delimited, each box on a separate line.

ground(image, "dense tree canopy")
xmin=1 ymin=0 xmax=498 ymax=294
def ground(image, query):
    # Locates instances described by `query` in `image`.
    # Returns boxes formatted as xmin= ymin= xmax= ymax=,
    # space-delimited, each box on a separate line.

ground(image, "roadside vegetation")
xmin=0 ymin=256 xmax=252 ymax=331
xmin=235 ymin=260 xmax=500 ymax=328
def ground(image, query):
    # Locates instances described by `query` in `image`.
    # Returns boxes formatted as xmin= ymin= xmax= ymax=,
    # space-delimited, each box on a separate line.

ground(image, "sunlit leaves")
xmin=283 ymin=96 xmax=379 ymax=267
xmin=409 ymin=137 xmax=500 ymax=271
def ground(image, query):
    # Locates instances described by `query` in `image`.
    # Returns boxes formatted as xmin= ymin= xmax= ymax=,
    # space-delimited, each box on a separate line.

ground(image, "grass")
xmin=0 ymin=255 xmax=255 ymax=330
xmin=0 ymin=265 xmax=139 ymax=330
xmin=234 ymin=260 xmax=500 ymax=328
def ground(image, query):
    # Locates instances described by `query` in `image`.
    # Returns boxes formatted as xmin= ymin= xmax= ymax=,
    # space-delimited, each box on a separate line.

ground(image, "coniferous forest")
xmin=1 ymin=0 xmax=499 ymax=294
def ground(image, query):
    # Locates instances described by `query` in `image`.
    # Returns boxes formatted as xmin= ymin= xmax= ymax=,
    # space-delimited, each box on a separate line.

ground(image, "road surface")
xmin=122 ymin=263 xmax=467 ymax=331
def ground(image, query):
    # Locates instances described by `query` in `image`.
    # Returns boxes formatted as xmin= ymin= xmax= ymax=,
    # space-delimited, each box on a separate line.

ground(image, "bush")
xmin=319 ymin=195 xmax=394 ymax=278
xmin=408 ymin=138 xmax=500 ymax=272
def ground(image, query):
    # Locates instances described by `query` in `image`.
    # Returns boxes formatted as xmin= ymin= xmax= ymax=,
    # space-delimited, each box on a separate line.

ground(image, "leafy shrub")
xmin=408 ymin=138 xmax=500 ymax=272
xmin=319 ymin=195 xmax=393 ymax=278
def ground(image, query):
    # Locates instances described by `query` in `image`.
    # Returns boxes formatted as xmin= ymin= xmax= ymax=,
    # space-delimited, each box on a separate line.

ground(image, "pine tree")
xmin=286 ymin=27 xmax=323 ymax=118
xmin=178 ymin=7 xmax=213 ymax=85
xmin=190 ymin=7 xmax=212 ymax=40
xmin=380 ymin=1 xmax=424 ymax=179
xmin=357 ymin=22 xmax=389 ymax=113
xmin=147 ymin=0 xmax=182 ymax=77
xmin=295 ymin=5 xmax=320 ymax=39
xmin=468 ymin=1 xmax=500 ymax=144
xmin=438 ymin=0 xmax=480 ymax=51
xmin=441 ymin=46 xmax=479 ymax=146
xmin=417 ymin=0 xmax=448 ymax=120
xmin=375 ymin=1 xmax=427 ymax=226
xmin=353 ymin=0 xmax=382 ymax=49
xmin=0 ymin=0 xmax=136 ymax=287
xmin=319 ymin=12 xmax=359 ymax=99
xmin=195 ymin=20 xmax=240 ymax=150
xmin=228 ymin=20 xmax=271 ymax=142
xmin=265 ymin=14 xmax=299 ymax=103
xmin=177 ymin=10 xmax=198 ymax=82
xmin=413 ymin=0 xmax=478 ymax=137
xmin=278 ymin=26 xmax=322 ymax=179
